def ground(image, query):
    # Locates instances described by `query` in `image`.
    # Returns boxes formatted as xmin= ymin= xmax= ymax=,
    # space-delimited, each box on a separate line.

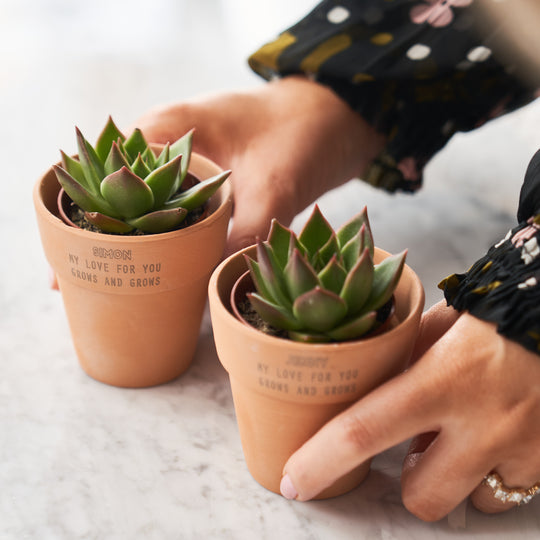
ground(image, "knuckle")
xmin=338 ymin=412 xmax=378 ymax=455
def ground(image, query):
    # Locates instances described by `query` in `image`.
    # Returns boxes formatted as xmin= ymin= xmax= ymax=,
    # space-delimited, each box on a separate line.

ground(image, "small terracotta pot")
xmin=34 ymin=153 xmax=233 ymax=388
xmin=208 ymin=245 xmax=424 ymax=498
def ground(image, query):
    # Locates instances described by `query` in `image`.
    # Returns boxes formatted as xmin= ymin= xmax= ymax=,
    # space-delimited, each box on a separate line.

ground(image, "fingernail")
xmin=280 ymin=474 xmax=298 ymax=500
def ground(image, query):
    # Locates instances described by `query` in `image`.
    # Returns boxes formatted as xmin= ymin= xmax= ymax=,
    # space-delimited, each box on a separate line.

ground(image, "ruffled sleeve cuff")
xmin=248 ymin=0 xmax=536 ymax=193
xmin=440 ymin=149 xmax=540 ymax=355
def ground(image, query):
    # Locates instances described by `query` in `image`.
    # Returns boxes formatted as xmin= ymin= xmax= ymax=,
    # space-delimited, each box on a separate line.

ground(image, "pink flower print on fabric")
xmin=511 ymin=217 xmax=540 ymax=248
xmin=397 ymin=157 xmax=420 ymax=182
xmin=410 ymin=0 xmax=473 ymax=28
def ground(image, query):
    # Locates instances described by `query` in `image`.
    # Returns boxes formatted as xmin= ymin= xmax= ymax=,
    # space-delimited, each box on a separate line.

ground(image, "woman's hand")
xmin=279 ymin=301 xmax=540 ymax=521
xmin=134 ymin=76 xmax=385 ymax=255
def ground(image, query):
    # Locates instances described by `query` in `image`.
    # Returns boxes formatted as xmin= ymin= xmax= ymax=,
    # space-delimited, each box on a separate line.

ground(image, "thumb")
xmin=224 ymin=168 xmax=297 ymax=257
xmin=224 ymin=189 xmax=276 ymax=257
xmin=225 ymin=212 xmax=272 ymax=257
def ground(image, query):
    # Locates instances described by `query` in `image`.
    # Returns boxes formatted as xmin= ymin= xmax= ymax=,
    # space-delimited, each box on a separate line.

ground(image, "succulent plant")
xmin=53 ymin=116 xmax=231 ymax=234
xmin=244 ymin=205 xmax=407 ymax=343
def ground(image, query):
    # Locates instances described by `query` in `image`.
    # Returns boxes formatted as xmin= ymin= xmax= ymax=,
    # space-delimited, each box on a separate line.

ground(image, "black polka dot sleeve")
xmin=440 ymin=149 xmax=540 ymax=355
xmin=248 ymin=0 xmax=536 ymax=192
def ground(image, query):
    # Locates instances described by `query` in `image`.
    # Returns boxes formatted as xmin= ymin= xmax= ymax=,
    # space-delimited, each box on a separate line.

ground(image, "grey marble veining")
xmin=2 ymin=0 xmax=540 ymax=538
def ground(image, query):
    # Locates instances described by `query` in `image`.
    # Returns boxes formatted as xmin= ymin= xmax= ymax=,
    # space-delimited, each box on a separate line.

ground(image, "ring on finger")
xmin=483 ymin=472 xmax=540 ymax=505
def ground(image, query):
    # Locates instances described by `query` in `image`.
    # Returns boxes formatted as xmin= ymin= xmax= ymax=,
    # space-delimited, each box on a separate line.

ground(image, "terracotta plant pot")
xmin=208 ymin=245 xmax=424 ymax=498
xmin=34 ymin=153 xmax=233 ymax=388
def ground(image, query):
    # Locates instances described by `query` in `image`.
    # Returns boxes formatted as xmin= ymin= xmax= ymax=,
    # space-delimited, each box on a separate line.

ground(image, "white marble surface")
xmin=2 ymin=1 xmax=540 ymax=538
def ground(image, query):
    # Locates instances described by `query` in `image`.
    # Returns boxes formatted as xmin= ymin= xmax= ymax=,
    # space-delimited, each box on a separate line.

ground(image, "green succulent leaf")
xmin=144 ymin=154 xmax=182 ymax=208
xmin=298 ymin=205 xmax=334 ymax=258
xmin=362 ymin=250 xmax=407 ymax=313
xmin=283 ymin=249 xmax=320 ymax=300
xmin=267 ymin=219 xmax=295 ymax=270
xmin=131 ymin=153 xmax=151 ymax=179
xmin=60 ymin=151 xmax=87 ymax=188
xmin=247 ymin=293 xmax=301 ymax=331
xmin=53 ymin=165 xmax=114 ymax=216
xmin=163 ymin=170 xmax=231 ymax=212
xmin=314 ymin=232 xmax=340 ymax=271
xmin=292 ymin=287 xmax=347 ymax=332
xmin=340 ymin=248 xmax=373 ymax=316
xmin=100 ymin=167 xmax=154 ymax=219
xmin=243 ymin=203 xmax=407 ymax=341
xmin=115 ymin=138 xmax=131 ymax=163
xmin=326 ymin=311 xmax=377 ymax=341
xmin=317 ymin=254 xmax=347 ymax=295
xmin=341 ymin=228 xmax=365 ymax=272
xmin=95 ymin=116 xmax=125 ymax=162
xmin=104 ymin=141 xmax=131 ymax=176
xmin=126 ymin=208 xmax=188 ymax=233
xmin=287 ymin=330 xmax=332 ymax=343
xmin=255 ymin=241 xmax=292 ymax=309
xmin=123 ymin=128 xmax=148 ymax=162
xmin=169 ymin=128 xmax=194 ymax=190
xmin=154 ymin=143 xmax=170 ymax=168
xmin=75 ymin=127 xmax=104 ymax=195
xmin=244 ymin=256 xmax=277 ymax=304
xmin=337 ymin=206 xmax=373 ymax=257
xmin=84 ymin=212 xmax=134 ymax=233
xmin=141 ymin=146 xmax=156 ymax=170
xmin=360 ymin=222 xmax=374 ymax=260
xmin=55 ymin=119 xmax=216 ymax=236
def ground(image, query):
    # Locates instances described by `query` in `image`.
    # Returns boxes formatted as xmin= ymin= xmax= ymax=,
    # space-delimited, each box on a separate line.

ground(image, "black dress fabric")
xmin=248 ymin=0 xmax=536 ymax=192
xmin=248 ymin=0 xmax=540 ymax=354
xmin=440 ymin=150 xmax=540 ymax=355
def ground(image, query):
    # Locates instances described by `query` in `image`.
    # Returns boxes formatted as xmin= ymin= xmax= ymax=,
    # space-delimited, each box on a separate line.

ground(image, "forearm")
xmin=249 ymin=0 xmax=538 ymax=192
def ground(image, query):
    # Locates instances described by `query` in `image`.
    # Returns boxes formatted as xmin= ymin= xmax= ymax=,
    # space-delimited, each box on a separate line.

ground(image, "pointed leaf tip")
xmin=101 ymin=167 xmax=154 ymax=218
xmin=298 ymin=204 xmax=334 ymax=257
xmin=292 ymin=287 xmax=347 ymax=332
xmin=95 ymin=116 xmax=125 ymax=162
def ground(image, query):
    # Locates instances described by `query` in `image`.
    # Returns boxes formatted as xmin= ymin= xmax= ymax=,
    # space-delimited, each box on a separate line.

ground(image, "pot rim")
xmin=33 ymin=152 xmax=233 ymax=245
xmin=209 ymin=244 xmax=425 ymax=352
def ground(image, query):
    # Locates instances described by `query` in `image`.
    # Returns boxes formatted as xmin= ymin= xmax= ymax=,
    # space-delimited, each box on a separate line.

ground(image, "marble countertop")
xmin=3 ymin=298 xmax=540 ymax=539
xmin=2 ymin=0 xmax=540 ymax=538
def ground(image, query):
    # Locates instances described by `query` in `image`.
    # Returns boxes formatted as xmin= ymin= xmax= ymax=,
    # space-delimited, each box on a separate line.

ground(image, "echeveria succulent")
xmin=53 ymin=116 xmax=231 ymax=234
xmin=244 ymin=205 xmax=406 ymax=343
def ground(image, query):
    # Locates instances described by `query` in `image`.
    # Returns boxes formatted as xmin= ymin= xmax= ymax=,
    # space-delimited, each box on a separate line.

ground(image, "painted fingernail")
xmin=280 ymin=474 xmax=298 ymax=500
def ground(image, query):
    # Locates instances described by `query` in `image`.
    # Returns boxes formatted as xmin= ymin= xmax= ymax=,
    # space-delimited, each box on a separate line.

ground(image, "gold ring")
xmin=483 ymin=472 xmax=540 ymax=505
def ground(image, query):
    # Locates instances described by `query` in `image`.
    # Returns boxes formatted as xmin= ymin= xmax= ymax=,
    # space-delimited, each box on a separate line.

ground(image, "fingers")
xmin=470 ymin=472 xmax=540 ymax=514
xmin=409 ymin=300 xmax=460 ymax=364
xmin=401 ymin=431 xmax=487 ymax=521
xmin=469 ymin=429 xmax=540 ymax=513
xmin=281 ymin=366 xmax=444 ymax=502
xmin=225 ymin=207 xmax=275 ymax=257
xmin=403 ymin=433 xmax=515 ymax=516
xmin=224 ymin=161 xmax=298 ymax=256
xmin=281 ymin=313 xmax=540 ymax=522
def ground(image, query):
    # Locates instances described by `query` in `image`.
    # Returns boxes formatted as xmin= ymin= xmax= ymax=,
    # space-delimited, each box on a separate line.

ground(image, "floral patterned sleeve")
xmin=248 ymin=0 xmax=536 ymax=192
xmin=440 ymin=150 xmax=540 ymax=355
xmin=248 ymin=0 xmax=540 ymax=353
